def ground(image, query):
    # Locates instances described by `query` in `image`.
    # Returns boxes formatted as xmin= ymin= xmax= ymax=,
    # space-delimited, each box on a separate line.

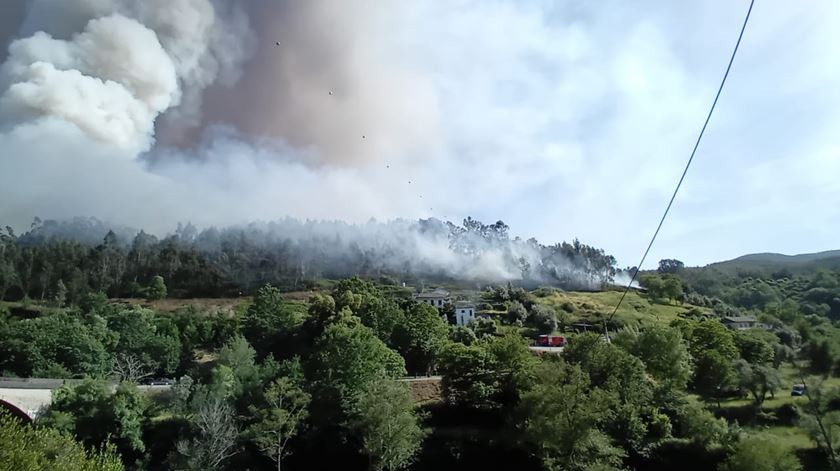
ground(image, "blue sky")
xmin=0 ymin=0 xmax=838 ymax=268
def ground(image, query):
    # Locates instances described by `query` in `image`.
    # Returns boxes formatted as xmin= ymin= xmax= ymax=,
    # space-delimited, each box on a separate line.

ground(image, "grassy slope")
xmin=534 ymin=289 xmax=705 ymax=329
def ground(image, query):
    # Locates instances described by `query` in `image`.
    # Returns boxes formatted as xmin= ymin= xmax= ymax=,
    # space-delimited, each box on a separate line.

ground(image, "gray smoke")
xmin=0 ymin=0 xmax=616 ymax=284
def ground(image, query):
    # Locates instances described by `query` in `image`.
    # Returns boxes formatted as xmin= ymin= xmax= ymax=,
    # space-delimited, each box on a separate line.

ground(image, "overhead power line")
xmin=606 ymin=0 xmax=756 ymax=329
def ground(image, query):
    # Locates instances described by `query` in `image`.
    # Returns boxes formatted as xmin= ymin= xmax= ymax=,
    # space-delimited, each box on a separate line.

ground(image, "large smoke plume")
xmin=0 ymin=0 xmax=453 ymax=232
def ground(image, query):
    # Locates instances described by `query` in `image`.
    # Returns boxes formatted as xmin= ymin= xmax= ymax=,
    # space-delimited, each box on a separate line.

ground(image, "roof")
xmin=454 ymin=301 xmax=475 ymax=308
xmin=722 ymin=316 xmax=758 ymax=323
xmin=415 ymin=289 xmax=450 ymax=299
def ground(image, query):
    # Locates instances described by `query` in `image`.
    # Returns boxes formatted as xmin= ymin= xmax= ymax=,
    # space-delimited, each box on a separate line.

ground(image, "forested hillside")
xmin=0 ymin=217 xmax=617 ymax=303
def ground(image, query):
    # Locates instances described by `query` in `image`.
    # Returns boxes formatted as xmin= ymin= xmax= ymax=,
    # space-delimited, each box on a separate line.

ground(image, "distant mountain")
xmin=706 ymin=249 xmax=840 ymax=273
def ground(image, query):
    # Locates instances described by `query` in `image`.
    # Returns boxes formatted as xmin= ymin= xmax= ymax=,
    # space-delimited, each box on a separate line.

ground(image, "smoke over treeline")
xmin=0 ymin=216 xmax=617 ymax=301
xmin=0 ymin=0 xmax=454 ymax=232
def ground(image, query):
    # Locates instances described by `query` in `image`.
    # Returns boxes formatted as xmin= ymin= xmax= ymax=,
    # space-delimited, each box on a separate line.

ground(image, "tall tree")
xmin=307 ymin=317 xmax=406 ymax=417
xmin=353 ymin=379 xmax=426 ymax=471
xmin=175 ymin=386 xmax=240 ymax=470
xmin=393 ymin=303 xmax=449 ymax=375
xmin=517 ymin=361 xmax=624 ymax=471
xmin=621 ymin=325 xmax=691 ymax=391
xmin=734 ymin=360 xmax=781 ymax=405
xmin=247 ymin=377 xmax=311 ymax=471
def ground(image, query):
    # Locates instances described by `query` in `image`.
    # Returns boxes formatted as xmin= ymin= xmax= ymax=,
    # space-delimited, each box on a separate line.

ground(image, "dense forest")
xmin=0 ymin=217 xmax=618 ymax=302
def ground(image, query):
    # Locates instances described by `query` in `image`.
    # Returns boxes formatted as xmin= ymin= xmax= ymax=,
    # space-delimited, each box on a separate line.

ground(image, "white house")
xmin=415 ymin=289 xmax=451 ymax=309
xmin=454 ymin=302 xmax=476 ymax=326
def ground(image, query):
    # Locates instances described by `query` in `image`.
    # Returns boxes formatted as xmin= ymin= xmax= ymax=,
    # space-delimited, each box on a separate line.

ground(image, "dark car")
xmin=791 ymin=384 xmax=806 ymax=396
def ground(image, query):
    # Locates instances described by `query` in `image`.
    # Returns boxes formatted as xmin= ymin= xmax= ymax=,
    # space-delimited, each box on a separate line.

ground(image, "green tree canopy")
xmin=393 ymin=303 xmax=449 ymax=375
xmin=353 ymin=379 xmax=426 ymax=471
xmin=621 ymin=325 xmax=691 ymax=391
xmin=307 ymin=318 xmax=406 ymax=417
xmin=38 ymin=379 xmax=148 ymax=464
xmin=0 ymin=411 xmax=123 ymax=471
xmin=517 ymin=360 xmax=625 ymax=471
xmin=243 ymin=284 xmax=303 ymax=358
xmin=719 ymin=434 xmax=802 ymax=471
xmin=0 ymin=311 xmax=111 ymax=377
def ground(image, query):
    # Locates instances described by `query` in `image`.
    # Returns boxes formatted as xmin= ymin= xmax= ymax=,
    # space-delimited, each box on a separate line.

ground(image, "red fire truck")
xmin=536 ymin=335 xmax=566 ymax=347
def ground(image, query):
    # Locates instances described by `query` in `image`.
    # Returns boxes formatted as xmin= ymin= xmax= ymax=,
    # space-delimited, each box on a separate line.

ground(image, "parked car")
xmin=140 ymin=377 xmax=174 ymax=386
xmin=791 ymin=384 xmax=806 ymax=396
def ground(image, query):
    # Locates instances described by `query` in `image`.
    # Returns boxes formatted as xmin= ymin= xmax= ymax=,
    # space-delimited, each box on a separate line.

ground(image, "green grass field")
xmin=533 ymin=289 xmax=706 ymax=329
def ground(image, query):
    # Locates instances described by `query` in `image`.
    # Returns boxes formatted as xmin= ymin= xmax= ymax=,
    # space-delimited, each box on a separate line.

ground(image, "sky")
xmin=0 ymin=0 xmax=838 ymax=268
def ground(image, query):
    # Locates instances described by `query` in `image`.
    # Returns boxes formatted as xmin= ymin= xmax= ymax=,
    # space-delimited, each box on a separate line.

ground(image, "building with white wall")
xmin=415 ymin=289 xmax=451 ymax=309
xmin=454 ymin=302 xmax=476 ymax=326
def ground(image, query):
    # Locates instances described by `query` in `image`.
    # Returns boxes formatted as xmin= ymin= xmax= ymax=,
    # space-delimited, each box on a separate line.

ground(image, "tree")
xmin=798 ymin=379 xmax=840 ymax=471
xmin=719 ymin=434 xmax=802 ymax=471
xmin=218 ymin=335 xmax=258 ymax=379
xmin=53 ymin=279 xmax=67 ymax=307
xmin=507 ymin=301 xmax=528 ymax=325
xmin=805 ymin=338 xmax=836 ymax=376
xmin=307 ymin=318 xmax=406 ymax=415
xmin=437 ymin=342 xmax=498 ymax=409
xmin=449 ymin=325 xmax=477 ymax=345
xmin=517 ymin=361 xmax=624 ymax=471
xmin=735 ymin=360 xmax=781 ymax=405
xmin=393 ymin=303 xmax=449 ymax=375
xmin=528 ymin=304 xmax=557 ymax=334
xmin=243 ymin=284 xmax=302 ymax=359
xmin=622 ymin=325 xmax=691 ymax=391
xmin=105 ymin=308 xmax=181 ymax=376
xmin=657 ymin=259 xmax=685 ymax=274
xmin=662 ymin=276 xmax=683 ymax=304
xmin=147 ymin=275 xmax=167 ymax=300
xmin=175 ymin=387 xmax=240 ymax=470
xmin=685 ymin=320 xmax=739 ymax=402
xmin=563 ymin=333 xmax=655 ymax=452
xmin=354 ymin=379 xmax=426 ymax=471
xmin=0 ymin=312 xmax=111 ymax=377
xmin=694 ymin=350 xmax=737 ymax=405
xmin=0 ymin=411 xmax=124 ymax=471
xmin=247 ymin=377 xmax=311 ymax=471
xmin=735 ymin=330 xmax=777 ymax=365
xmin=472 ymin=317 xmax=498 ymax=338
xmin=483 ymin=332 xmax=539 ymax=407
xmin=110 ymin=353 xmax=152 ymax=383
xmin=640 ymin=275 xmax=665 ymax=301
xmin=38 ymin=379 xmax=148 ymax=463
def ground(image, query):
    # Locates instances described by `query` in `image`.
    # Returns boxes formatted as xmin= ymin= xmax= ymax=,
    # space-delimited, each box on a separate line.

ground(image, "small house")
xmin=454 ymin=302 xmax=476 ymax=326
xmin=721 ymin=316 xmax=758 ymax=330
xmin=415 ymin=289 xmax=451 ymax=309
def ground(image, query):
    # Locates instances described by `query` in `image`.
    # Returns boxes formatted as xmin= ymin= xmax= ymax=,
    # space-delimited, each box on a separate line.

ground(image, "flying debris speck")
xmin=408 ymin=180 xmax=411 ymax=184
xmin=328 ymin=91 xmax=334 ymax=95
xmin=275 ymin=41 xmax=280 ymax=46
